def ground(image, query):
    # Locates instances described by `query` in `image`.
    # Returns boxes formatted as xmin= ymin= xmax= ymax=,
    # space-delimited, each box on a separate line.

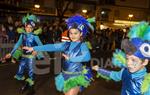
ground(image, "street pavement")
xmin=0 ymin=61 xmax=121 ymax=95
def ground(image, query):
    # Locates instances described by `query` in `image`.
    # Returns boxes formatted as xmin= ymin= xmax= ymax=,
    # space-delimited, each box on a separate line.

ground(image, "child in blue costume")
xmin=23 ymin=15 xmax=93 ymax=95
xmin=5 ymin=14 xmax=44 ymax=95
xmin=93 ymin=21 xmax=150 ymax=95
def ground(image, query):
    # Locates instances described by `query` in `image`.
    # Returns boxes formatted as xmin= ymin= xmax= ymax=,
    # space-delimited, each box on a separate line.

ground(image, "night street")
xmin=0 ymin=62 xmax=121 ymax=95
xmin=0 ymin=0 xmax=150 ymax=95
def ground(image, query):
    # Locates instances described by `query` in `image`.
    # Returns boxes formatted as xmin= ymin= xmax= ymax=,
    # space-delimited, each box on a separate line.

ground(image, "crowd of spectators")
xmin=89 ymin=28 xmax=128 ymax=52
xmin=0 ymin=15 xmax=129 ymax=58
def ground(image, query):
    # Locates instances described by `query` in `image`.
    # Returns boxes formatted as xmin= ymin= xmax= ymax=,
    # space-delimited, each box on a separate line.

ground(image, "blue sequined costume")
xmin=33 ymin=41 xmax=91 ymax=92
xmin=96 ymin=21 xmax=150 ymax=95
xmin=97 ymin=68 xmax=150 ymax=95
xmin=11 ymin=32 xmax=43 ymax=85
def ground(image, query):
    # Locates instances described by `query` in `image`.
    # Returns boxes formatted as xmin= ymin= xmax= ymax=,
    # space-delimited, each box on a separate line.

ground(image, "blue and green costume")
xmin=33 ymin=41 xmax=91 ymax=92
xmin=11 ymin=14 xmax=43 ymax=86
xmin=32 ymin=15 xmax=93 ymax=92
xmin=96 ymin=21 xmax=150 ymax=95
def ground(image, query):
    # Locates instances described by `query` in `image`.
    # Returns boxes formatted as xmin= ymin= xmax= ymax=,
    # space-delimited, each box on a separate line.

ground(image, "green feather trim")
xmin=17 ymin=28 xmax=25 ymax=34
xmin=26 ymin=78 xmax=34 ymax=86
xmin=82 ymin=66 xmax=88 ymax=74
xmin=33 ymin=28 xmax=42 ymax=35
xmin=96 ymin=73 xmax=111 ymax=81
xmin=12 ymin=49 xmax=23 ymax=60
xmin=22 ymin=14 xmax=39 ymax=25
xmin=115 ymin=50 xmax=126 ymax=64
xmin=113 ymin=53 xmax=126 ymax=64
xmin=63 ymin=75 xmax=90 ymax=92
xmin=128 ymin=21 xmax=150 ymax=40
xmin=87 ymin=17 xmax=95 ymax=23
xmin=22 ymin=14 xmax=29 ymax=24
xmin=141 ymin=73 xmax=150 ymax=94
xmin=112 ymin=49 xmax=127 ymax=68
xmin=17 ymin=27 xmax=42 ymax=35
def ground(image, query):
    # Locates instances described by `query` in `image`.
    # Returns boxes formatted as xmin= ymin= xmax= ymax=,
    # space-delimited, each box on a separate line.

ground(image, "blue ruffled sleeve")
xmin=10 ymin=34 xmax=23 ymax=55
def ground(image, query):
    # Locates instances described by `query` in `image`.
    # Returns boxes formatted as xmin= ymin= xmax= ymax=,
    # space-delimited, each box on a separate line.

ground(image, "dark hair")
xmin=70 ymin=23 xmax=78 ymax=29
xmin=121 ymin=39 xmax=137 ymax=55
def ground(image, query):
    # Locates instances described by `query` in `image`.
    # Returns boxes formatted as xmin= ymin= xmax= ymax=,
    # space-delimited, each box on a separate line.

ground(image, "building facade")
xmin=96 ymin=0 xmax=150 ymax=29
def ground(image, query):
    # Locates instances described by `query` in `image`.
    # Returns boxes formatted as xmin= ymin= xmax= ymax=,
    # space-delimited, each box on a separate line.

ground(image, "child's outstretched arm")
xmin=23 ymin=42 xmax=66 ymax=52
xmin=10 ymin=35 xmax=23 ymax=55
xmin=92 ymin=65 xmax=124 ymax=81
xmin=92 ymin=65 xmax=111 ymax=80
xmin=4 ymin=35 xmax=23 ymax=60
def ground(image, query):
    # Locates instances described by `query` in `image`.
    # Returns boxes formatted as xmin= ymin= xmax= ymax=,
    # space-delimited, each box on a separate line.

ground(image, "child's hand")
xmin=32 ymin=51 xmax=37 ymax=56
xmin=62 ymin=53 xmax=69 ymax=60
xmin=0 ymin=58 xmax=6 ymax=64
xmin=92 ymin=65 xmax=100 ymax=71
xmin=5 ymin=53 xmax=11 ymax=59
xmin=22 ymin=46 xmax=34 ymax=52
xmin=0 ymin=54 xmax=10 ymax=64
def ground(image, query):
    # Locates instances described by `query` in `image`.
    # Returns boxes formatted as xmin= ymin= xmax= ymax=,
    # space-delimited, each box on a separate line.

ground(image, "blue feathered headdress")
xmin=128 ymin=21 xmax=150 ymax=59
xmin=66 ymin=15 xmax=93 ymax=37
xmin=22 ymin=14 xmax=39 ymax=27
xmin=128 ymin=21 xmax=150 ymax=41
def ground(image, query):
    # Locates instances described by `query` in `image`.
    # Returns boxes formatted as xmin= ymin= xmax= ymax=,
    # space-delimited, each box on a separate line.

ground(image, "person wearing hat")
xmin=5 ymin=14 xmax=44 ymax=95
xmin=92 ymin=21 xmax=150 ymax=95
xmin=23 ymin=15 xmax=93 ymax=95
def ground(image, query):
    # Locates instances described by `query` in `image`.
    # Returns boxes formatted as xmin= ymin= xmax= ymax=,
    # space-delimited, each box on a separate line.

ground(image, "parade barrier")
xmin=0 ymin=37 xmax=14 ymax=57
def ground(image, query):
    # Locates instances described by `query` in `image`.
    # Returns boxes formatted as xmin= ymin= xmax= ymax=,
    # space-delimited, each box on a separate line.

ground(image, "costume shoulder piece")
xmin=16 ymin=27 xmax=42 ymax=35
xmin=17 ymin=27 xmax=25 ymax=34
xmin=33 ymin=28 xmax=42 ymax=35
xmin=112 ymin=49 xmax=127 ymax=68
xmin=141 ymin=73 xmax=150 ymax=94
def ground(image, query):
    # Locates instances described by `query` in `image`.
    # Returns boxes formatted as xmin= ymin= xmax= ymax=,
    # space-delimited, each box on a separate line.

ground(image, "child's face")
xmin=25 ymin=24 xmax=33 ymax=33
xmin=126 ymin=55 xmax=146 ymax=73
xmin=69 ymin=29 xmax=82 ymax=42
